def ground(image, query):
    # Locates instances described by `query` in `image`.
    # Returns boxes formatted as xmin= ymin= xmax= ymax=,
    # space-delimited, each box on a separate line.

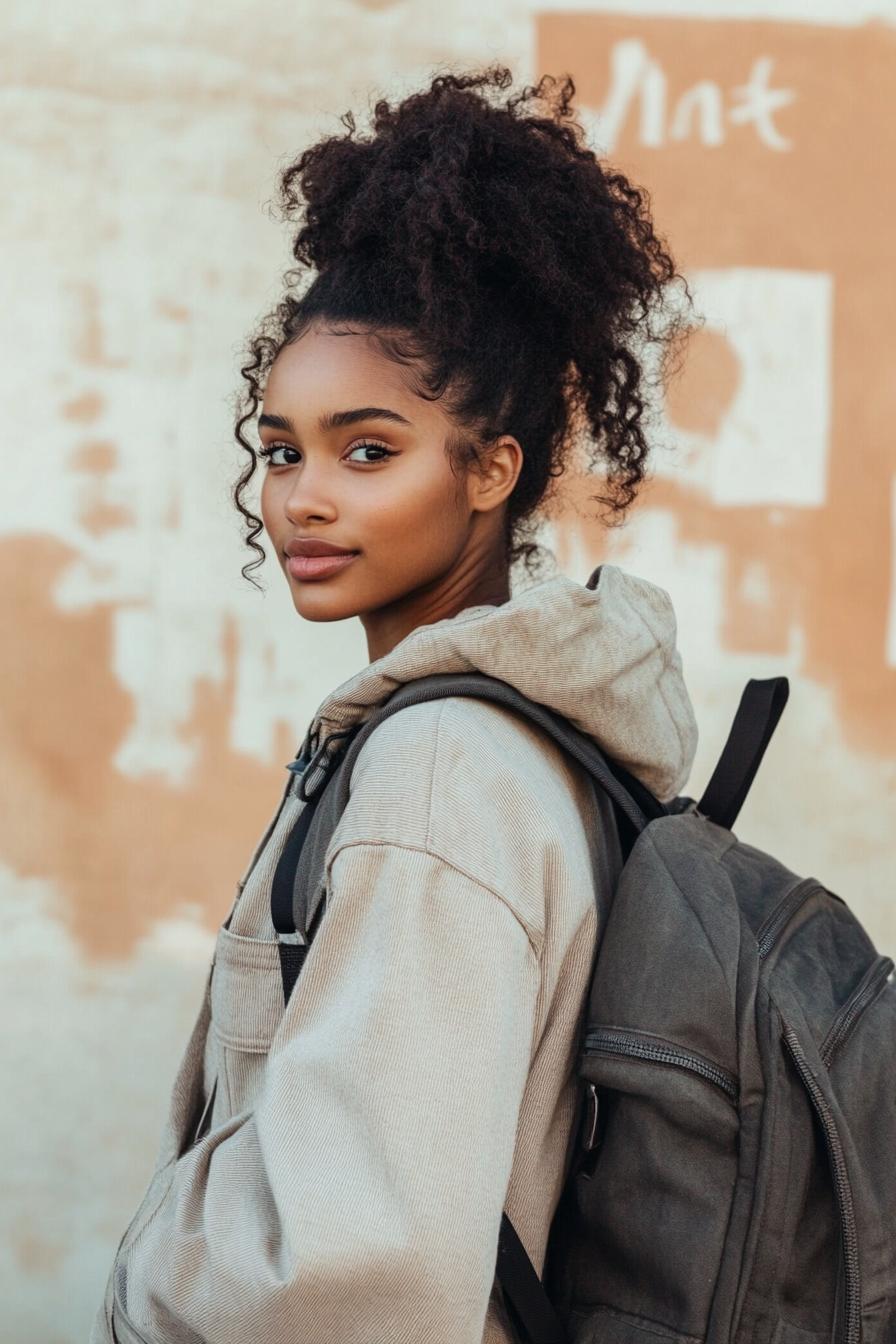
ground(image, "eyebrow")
xmin=257 ymin=406 xmax=413 ymax=434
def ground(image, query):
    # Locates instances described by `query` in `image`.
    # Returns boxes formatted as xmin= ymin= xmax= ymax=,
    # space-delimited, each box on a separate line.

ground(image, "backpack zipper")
xmin=820 ymin=955 xmax=894 ymax=1069
xmin=755 ymin=877 xmax=825 ymax=960
xmin=585 ymin=1029 xmax=738 ymax=1102
xmin=782 ymin=1025 xmax=861 ymax=1344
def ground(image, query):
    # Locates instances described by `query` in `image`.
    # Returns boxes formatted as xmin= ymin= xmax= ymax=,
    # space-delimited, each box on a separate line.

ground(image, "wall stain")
xmin=0 ymin=536 xmax=298 ymax=963
xmin=157 ymin=299 xmax=190 ymax=323
xmin=71 ymin=440 xmax=118 ymax=474
xmin=67 ymin=282 xmax=127 ymax=369
xmin=61 ymin=391 xmax=104 ymax=424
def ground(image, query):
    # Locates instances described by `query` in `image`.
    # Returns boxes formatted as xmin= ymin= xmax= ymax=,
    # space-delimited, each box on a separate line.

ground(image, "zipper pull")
xmin=581 ymin=1082 xmax=600 ymax=1152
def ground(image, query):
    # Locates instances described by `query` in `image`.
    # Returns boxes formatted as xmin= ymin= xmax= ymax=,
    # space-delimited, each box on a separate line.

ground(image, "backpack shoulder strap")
xmin=285 ymin=670 xmax=666 ymax=943
xmin=330 ymin=669 xmax=663 ymax=826
xmin=697 ymin=676 xmax=789 ymax=829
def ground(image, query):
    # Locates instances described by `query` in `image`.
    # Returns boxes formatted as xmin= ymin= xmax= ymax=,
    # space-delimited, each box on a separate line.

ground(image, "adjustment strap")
xmin=698 ymin=676 xmax=789 ymax=830
xmin=276 ymin=937 xmax=309 ymax=1008
xmin=271 ymin=771 xmax=328 ymax=1008
xmin=270 ymin=793 xmax=319 ymax=939
xmin=272 ymin=746 xmax=347 ymax=1007
xmin=276 ymin=896 xmax=329 ymax=1007
xmin=496 ymin=1213 xmax=567 ymax=1344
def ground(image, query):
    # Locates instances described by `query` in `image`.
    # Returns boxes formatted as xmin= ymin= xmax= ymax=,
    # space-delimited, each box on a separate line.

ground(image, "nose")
xmin=283 ymin=464 xmax=337 ymax=525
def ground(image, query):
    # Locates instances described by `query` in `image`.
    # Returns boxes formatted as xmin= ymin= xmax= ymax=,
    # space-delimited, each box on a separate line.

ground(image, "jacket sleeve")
xmin=109 ymin=839 xmax=540 ymax=1344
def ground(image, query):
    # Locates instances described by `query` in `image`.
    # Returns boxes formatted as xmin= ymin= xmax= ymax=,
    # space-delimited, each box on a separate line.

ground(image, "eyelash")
xmin=257 ymin=440 xmax=397 ymax=467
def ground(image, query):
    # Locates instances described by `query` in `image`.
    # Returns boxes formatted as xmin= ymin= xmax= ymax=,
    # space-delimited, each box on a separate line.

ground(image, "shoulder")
xmin=327 ymin=694 xmax=602 ymax=940
xmin=344 ymin=694 xmax=596 ymax=838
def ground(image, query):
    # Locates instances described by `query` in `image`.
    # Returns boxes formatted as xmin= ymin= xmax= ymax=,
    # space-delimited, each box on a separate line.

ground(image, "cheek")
xmin=367 ymin=460 xmax=465 ymax=545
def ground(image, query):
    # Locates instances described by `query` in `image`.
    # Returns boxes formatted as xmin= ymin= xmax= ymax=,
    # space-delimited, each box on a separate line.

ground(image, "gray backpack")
xmin=268 ymin=659 xmax=895 ymax=1342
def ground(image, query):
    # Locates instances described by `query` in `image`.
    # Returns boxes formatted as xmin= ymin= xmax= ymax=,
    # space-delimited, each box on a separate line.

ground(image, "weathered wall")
xmin=2 ymin=1 xmax=894 ymax=1337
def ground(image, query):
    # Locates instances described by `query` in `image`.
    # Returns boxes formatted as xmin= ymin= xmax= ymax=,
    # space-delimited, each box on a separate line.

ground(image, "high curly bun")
xmin=233 ymin=65 xmax=696 ymax=588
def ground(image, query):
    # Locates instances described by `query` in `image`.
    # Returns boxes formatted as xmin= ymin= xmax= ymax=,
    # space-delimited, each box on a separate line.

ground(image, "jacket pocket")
xmin=208 ymin=924 xmax=285 ymax=1123
xmin=105 ymin=926 xmax=284 ymax=1341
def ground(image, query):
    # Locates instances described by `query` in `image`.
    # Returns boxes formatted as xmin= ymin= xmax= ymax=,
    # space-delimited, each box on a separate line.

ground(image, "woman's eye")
xmin=258 ymin=442 xmax=299 ymax=467
xmin=345 ymin=441 xmax=396 ymax=464
xmin=257 ymin=441 xmax=396 ymax=467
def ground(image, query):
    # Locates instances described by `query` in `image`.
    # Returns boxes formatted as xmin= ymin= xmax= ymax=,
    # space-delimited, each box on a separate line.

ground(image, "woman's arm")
xmin=108 ymin=839 xmax=540 ymax=1344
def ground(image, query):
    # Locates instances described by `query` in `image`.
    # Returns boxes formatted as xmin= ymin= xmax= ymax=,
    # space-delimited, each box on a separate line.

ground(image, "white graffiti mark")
xmin=580 ymin=40 xmax=796 ymax=152
xmin=728 ymin=56 xmax=796 ymax=150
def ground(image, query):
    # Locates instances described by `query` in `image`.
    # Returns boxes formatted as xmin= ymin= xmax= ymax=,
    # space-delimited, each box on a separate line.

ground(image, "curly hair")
xmin=232 ymin=64 xmax=697 ymax=590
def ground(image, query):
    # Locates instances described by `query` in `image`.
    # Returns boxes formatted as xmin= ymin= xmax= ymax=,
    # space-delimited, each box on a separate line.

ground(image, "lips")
xmin=285 ymin=538 xmax=358 ymax=558
xmin=285 ymin=551 xmax=359 ymax=582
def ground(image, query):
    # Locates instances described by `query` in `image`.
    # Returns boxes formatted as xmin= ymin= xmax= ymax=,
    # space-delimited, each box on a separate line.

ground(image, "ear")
xmin=467 ymin=435 xmax=524 ymax=515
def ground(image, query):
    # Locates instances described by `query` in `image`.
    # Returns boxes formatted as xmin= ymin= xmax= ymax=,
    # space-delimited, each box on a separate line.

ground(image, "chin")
xmin=289 ymin=589 xmax=363 ymax=623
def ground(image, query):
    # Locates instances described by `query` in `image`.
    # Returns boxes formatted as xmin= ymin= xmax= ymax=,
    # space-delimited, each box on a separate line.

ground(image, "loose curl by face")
xmin=232 ymin=65 xmax=698 ymax=591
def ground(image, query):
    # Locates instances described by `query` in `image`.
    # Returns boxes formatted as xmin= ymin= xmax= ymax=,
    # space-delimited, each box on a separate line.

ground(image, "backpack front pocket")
xmin=571 ymin=1027 xmax=740 ymax=1340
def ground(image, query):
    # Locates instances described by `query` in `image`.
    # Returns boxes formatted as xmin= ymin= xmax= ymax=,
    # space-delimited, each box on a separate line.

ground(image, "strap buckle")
xmin=297 ymin=725 xmax=357 ymax=802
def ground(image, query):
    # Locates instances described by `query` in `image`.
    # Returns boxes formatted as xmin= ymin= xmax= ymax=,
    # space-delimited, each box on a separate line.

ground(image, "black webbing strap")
xmin=271 ymin=788 xmax=320 ymax=938
xmin=276 ymin=940 xmax=308 ymax=1008
xmin=496 ymin=1213 xmax=567 ymax=1344
xmin=271 ymin=775 xmax=330 ymax=1007
xmin=271 ymin=723 xmax=363 ymax=1007
xmin=275 ymin=899 xmax=330 ymax=1006
xmin=697 ymin=676 xmax=789 ymax=830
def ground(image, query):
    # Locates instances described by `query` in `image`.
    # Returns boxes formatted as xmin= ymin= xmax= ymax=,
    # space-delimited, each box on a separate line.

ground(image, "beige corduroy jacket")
xmin=91 ymin=562 xmax=698 ymax=1344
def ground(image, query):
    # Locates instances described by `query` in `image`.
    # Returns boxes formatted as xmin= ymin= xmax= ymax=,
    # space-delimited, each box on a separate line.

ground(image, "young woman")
xmin=92 ymin=66 xmax=698 ymax=1344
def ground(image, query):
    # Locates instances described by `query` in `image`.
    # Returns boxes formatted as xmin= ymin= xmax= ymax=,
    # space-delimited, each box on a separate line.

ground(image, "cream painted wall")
xmin=2 ymin=2 xmax=895 ymax=1337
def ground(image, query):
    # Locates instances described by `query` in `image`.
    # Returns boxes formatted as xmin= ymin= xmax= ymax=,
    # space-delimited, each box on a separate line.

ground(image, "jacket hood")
xmin=304 ymin=563 xmax=698 ymax=803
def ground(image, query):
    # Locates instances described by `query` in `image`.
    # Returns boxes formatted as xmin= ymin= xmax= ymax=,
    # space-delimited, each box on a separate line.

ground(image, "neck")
xmin=361 ymin=564 xmax=510 ymax=664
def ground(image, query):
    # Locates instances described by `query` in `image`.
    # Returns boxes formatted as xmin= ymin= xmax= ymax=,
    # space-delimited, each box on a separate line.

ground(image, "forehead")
xmin=263 ymin=326 xmax=438 ymax=424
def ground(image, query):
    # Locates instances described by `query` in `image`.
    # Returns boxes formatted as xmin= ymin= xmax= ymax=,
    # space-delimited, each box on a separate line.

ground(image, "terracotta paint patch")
xmin=539 ymin=14 xmax=896 ymax=758
xmin=157 ymin=299 xmax=190 ymax=322
xmin=0 ymin=536 xmax=297 ymax=962
xmin=61 ymin=391 xmax=104 ymax=424
xmin=69 ymin=439 xmax=136 ymax=534
xmin=80 ymin=500 xmax=135 ymax=536
xmin=71 ymin=439 xmax=118 ymax=474
xmin=12 ymin=1226 xmax=66 ymax=1277
xmin=67 ymin=282 xmax=128 ymax=369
